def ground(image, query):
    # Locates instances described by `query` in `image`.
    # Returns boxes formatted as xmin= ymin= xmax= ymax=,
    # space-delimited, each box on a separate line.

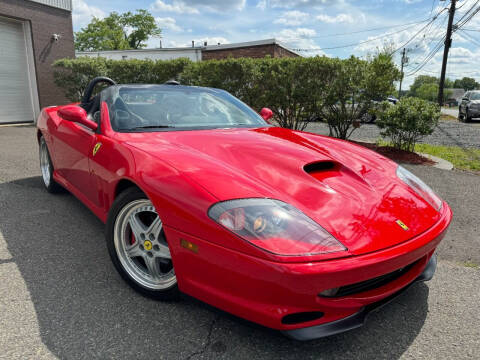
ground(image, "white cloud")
xmin=72 ymin=0 xmax=105 ymax=27
xmin=316 ymin=13 xmax=354 ymax=24
xmin=150 ymin=0 xmax=199 ymax=14
xmin=449 ymin=47 xmax=474 ymax=58
xmin=273 ymin=10 xmax=309 ymax=26
xmin=269 ymin=0 xmax=343 ymax=8
xmin=257 ymin=0 xmax=267 ymax=10
xmin=182 ymin=0 xmax=246 ymax=11
xmin=150 ymin=0 xmax=245 ymax=14
xmin=155 ymin=17 xmax=183 ymax=32
xmin=277 ymin=27 xmax=317 ymax=40
xmin=274 ymin=28 xmax=326 ymax=56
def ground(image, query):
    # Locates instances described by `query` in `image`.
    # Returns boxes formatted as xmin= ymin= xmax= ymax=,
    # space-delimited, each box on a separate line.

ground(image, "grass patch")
xmin=439 ymin=114 xmax=458 ymax=122
xmin=414 ymin=144 xmax=480 ymax=172
xmin=462 ymin=261 xmax=479 ymax=269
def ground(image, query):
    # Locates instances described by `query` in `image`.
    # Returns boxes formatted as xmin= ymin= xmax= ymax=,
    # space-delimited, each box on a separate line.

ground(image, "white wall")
xmin=76 ymin=49 xmax=202 ymax=62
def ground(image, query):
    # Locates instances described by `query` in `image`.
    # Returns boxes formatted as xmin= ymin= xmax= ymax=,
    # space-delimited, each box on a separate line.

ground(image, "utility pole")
xmin=438 ymin=0 xmax=457 ymax=106
xmin=398 ymin=48 xmax=408 ymax=99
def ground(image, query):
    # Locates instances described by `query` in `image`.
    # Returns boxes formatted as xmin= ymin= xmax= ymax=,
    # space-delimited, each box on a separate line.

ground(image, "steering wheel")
xmin=81 ymin=77 xmax=116 ymax=106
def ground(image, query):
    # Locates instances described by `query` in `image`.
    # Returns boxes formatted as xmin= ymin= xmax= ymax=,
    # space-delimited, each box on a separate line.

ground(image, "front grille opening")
xmin=281 ymin=311 xmax=324 ymax=325
xmin=320 ymin=260 xmax=419 ymax=298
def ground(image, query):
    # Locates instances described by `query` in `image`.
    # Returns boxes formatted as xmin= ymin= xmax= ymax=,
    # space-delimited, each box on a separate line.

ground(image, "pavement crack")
xmin=185 ymin=315 xmax=220 ymax=360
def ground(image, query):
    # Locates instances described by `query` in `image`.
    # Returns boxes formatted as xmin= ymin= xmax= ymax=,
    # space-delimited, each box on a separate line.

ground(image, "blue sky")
xmin=72 ymin=0 xmax=480 ymax=88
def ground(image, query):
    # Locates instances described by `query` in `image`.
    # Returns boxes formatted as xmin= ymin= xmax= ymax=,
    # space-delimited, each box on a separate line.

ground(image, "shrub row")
xmin=53 ymin=55 xmax=438 ymax=148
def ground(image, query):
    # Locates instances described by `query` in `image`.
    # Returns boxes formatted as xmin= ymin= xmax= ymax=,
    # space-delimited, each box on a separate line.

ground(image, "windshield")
xmin=102 ymin=85 xmax=267 ymax=132
xmin=470 ymin=92 xmax=480 ymax=100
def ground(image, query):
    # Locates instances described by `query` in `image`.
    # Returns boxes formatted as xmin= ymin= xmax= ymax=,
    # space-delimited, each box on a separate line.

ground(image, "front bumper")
xmin=283 ymin=254 xmax=437 ymax=340
xmin=469 ymin=108 xmax=480 ymax=117
xmin=167 ymin=202 xmax=451 ymax=338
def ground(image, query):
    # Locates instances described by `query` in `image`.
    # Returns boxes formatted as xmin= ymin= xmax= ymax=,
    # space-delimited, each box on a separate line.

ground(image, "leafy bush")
xmin=53 ymin=57 xmax=191 ymax=101
xmin=376 ymin=97 xmax=440 ymax=152
xmin=182 ymin=56 xmax=336 ymax=131
xmin=52 ymin=54 xmax=399 ymax=134
xmin=319 ymin=53 xmax=401 ymax=139
xmin=256 ymin=56 xmax=336 ymax=131
xmin=181 ymin=57 xmax=263 ymax=110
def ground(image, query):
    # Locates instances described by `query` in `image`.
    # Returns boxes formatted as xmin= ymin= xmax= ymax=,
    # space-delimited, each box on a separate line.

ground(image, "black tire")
xmin=466 ymin=109 xmax=472 ymax=123
xmin=39 ymin=136 xmax=63 ymax=193
xmin=106 ymin=187 xmax=180 ymax=300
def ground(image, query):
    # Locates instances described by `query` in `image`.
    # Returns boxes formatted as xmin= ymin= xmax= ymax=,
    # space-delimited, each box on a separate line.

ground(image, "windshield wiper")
xmin=120 ymin=125 xmax=175 ymax=130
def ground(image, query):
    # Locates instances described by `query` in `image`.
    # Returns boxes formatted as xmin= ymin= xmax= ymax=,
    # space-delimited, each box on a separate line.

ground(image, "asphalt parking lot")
xmin=306 ymin=118 xmax=480 ymax=148
xmin=0 ymin=125 xmax=479 ymax=359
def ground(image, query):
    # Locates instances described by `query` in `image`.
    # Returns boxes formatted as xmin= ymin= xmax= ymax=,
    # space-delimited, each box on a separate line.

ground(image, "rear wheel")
xmin=39 ymin=136 xmax=62 ymax=193
xmin=106 ymin=188 xmax=179 ymax=300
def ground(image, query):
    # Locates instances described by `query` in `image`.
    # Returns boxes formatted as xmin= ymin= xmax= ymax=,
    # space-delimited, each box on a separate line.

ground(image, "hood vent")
xmin=304 ymin=161 xmax=337 ymax=174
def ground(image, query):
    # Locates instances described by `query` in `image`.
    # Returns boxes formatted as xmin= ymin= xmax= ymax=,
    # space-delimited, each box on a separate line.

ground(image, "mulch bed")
xmin=352 ymin=141 xmax=436 ymax=166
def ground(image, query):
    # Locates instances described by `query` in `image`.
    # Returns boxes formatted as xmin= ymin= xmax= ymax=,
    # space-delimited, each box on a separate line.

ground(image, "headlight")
xmin=396 ymin=166 xmax=442 ymax=211
xmin=208 ymin=198 xmax=346 ymax=256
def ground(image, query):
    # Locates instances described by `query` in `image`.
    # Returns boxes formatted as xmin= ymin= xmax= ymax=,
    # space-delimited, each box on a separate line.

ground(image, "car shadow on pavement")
xmin=0 ymin=176 xmax=430 ymax=360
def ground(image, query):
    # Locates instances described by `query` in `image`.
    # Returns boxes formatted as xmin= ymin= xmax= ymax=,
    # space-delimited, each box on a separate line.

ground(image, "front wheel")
xmin=465 ymin=109 xmax=472 ymax=123
xmin=39 ymin=135 xmax=62 ymax=193
xmin=106 ymin=188 xmax=179 ymax=300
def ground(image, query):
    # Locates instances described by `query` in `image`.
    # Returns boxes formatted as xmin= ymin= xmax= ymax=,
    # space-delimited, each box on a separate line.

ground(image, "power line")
xmin=290 ymin=17 xmax=436 ymax=52
xmin=455 ymin=0 xmax=480 ymax=23
xmin=455 ymin=2 xmax=480 ymax=29
xmin=404 ymin=40 xmax=444 ymax=77
xmin=304 ymin=18 xmax=433 ymax=39
xmin=458 ymin=29 xmax=480 ymax=46
xmin=390 ymin=7 xmax=449 ymax=54
xmin=403 ymin=12 xmax=448 ymax=67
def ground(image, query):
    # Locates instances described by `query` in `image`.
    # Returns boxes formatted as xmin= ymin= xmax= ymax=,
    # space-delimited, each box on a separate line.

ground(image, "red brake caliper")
xmin=130 ymin=228 xmax=136 ymax=245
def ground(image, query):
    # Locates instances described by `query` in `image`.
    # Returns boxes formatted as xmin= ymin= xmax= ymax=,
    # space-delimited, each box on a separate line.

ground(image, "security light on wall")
xmin=51 ymin=34 xmax=61 ymax=42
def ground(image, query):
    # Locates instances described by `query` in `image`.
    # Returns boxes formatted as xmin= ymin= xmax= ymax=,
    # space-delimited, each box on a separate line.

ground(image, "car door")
xmin=53 ymin=106 xmax=97 ymax=196
xmin=460 ymin=92 xmax=469 ymax=115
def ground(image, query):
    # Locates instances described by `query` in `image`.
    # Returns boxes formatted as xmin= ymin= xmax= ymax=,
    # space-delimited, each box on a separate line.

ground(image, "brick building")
xmin=0 ymin=0 xmax=74 ymax=123
xmin=78 ymin=39 xmax=300 ymax=63
xmin=201 ymin=39 xmax=299 ymax=60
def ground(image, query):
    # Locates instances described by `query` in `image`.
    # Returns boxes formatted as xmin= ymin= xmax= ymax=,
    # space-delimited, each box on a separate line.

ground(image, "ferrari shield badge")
xmin=93 ymin=142 xmax=102 ymax=156
xmin=396 ymin=219 xmax=409 ymax=231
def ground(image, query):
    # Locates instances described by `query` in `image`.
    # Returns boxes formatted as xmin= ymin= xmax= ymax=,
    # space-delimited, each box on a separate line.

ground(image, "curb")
xmin=416 ymin=152 xmax=454 ymax=171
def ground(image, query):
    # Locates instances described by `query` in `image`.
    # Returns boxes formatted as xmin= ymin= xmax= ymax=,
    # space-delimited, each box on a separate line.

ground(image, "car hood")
xmin=124 ymin=126 xmax=441 ymax=255
xmin=469 ymin=100 xmax=480 ymax=104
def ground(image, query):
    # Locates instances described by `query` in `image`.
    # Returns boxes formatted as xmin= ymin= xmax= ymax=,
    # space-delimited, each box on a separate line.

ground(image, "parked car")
xmin=386 ymin=95 xmax=399 ymax=104
xmin=36 ymin=77 xmax=451 ymax=340
xmin=459 ymin=90 xmax=480 ymax=122
xmin=360 ymin=97 xmax=397 ymax=123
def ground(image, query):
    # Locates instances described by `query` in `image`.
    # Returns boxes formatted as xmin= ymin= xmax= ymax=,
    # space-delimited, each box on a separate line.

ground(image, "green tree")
xmin=416 ymin=83 xmax=438 ymax=102
xmin=75 ymin=10 xmax=161 ymax=51
xmin=453 ymin=77 xmax=479 ymax=91
xmin=409 ymin=75 xmax=438 ymax=97
xmin=320 ymin=53 xmax=401 ymax=139
xmin=415 ymin=83 xmax=451 ymax=102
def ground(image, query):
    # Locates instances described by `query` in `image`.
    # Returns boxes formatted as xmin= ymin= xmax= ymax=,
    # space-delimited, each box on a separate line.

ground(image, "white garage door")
xmin=0 ymin=17 xmax=35 ymax=123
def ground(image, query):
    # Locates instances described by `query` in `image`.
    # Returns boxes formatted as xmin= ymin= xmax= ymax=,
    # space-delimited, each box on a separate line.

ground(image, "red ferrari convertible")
xmin=37 ymin=77 xmax=452 ymax=340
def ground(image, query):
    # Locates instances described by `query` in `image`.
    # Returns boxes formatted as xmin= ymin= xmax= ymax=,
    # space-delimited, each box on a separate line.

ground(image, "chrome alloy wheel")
xmin=39 ymin=138 xmax=51 ymax=187
xmin=113 ymin=199 xmax=176 ymax=290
